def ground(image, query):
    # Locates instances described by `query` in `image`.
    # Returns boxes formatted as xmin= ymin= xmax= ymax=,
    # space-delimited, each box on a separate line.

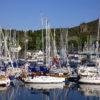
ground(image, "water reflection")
xmin=0 ymin=86 xmax=8 ymax=100
xmin=0 ymin=86 xmax=7 ymax=91
xmin=0 ymin=81 xmax=24 ymax=100
xmin=1 ymin=81 xmax=100 ymax=100
xmin=25 ymin=82 xmax=65 ymax=90
xmin=0 ymin=82 xmax=81 ymax=100
xmin=79 ymin=84 xmax=100 ymax=97
xmin=25 ymin=82 xmax=71 ymax=100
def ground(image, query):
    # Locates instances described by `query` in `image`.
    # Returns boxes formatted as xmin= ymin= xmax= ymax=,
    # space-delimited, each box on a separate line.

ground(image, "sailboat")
xmin=78 ymin=18 xmax=100 ymax=84
xmin=22 ymin=18 xmax=66 ymax=83
xmin=0 ymin=29 xmax=22 ymax=83
xmin=0 ymin=29 xmax=11 ymax=86
xmin=49 ymin=29 xmax=69 ymax=75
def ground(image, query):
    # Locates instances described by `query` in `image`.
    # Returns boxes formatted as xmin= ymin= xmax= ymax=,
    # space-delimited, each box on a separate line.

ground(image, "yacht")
xmin=79 ymin=84 xmax=100 ymax=96
xmin=78 ymin=61 xmax=100 ymax=84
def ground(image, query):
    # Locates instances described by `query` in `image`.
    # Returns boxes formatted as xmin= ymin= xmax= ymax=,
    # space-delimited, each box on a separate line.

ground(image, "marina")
xmin=0 ymin=18 xmax=100 ymax=99
xmin=0 ymin=0 xmax=100 ymax=100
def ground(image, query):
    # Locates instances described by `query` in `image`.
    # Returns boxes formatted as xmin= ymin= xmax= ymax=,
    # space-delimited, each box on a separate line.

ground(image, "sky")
xmin=0 ymin=0 xmax=100 ymax=30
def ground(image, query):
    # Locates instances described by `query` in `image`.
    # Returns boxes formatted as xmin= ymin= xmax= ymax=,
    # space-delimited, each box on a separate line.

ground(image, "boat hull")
xmin=23 ymin=76 xmax=65 ymax=84
xmin=79 ymin=77 xmax=100 ymax=84
xmin=0 ymin=79 xmax=10 ymax=86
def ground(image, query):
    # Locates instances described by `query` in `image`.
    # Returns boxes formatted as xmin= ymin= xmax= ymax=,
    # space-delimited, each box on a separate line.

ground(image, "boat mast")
xmin=53 ymin=28 xmax=57 ymax=56
xmin=45 ymin=18 xmax=51 ymax=67
xmin=45 ymin=18 xmax=48 ymax=66
xmin=66 ymin=28 xmax=69 ymax=66
xmin=0 ymin=29 xmax=2 ymax=56
xmin=2 ymin=30 xmax=13 ymax=67
xmin=41 ymin=18 xmax=44 ymax=53
xmin=41 ymin=17 xmax=45 ymax=64
xmin=24 ymin=31 xmax=28 ymax=60
xmin=96 ymin=18 xmax=100 ymax=55
xmin=60 ymin=29 xmax=64 ymax=58
xmin=97 ymin=18 xmax=100 ymax=41
xmin=12 ymin=29 xmax=16 ymax=60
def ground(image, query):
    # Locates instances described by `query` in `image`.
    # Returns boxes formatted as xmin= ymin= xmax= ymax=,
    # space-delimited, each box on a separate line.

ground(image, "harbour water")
xmin=0 ymin=81 xmax=100 ymax=100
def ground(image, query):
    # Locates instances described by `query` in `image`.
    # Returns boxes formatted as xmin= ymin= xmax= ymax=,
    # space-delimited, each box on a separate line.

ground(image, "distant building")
xmin=68 ymin=18 xmax=100 ymax=51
